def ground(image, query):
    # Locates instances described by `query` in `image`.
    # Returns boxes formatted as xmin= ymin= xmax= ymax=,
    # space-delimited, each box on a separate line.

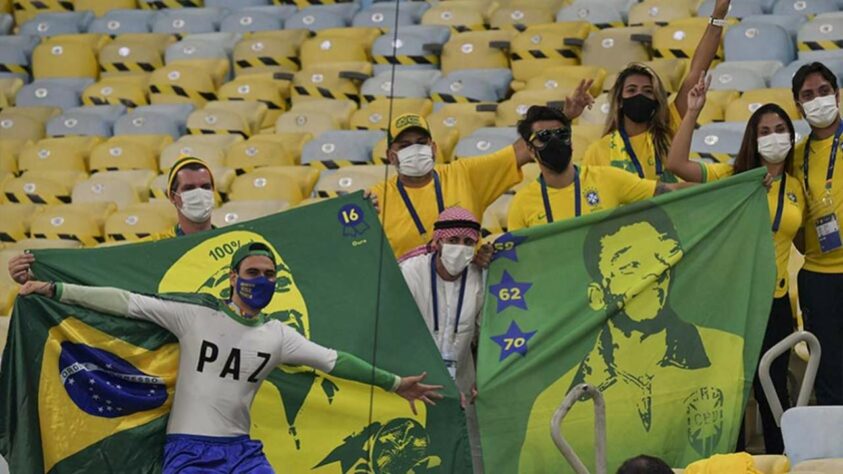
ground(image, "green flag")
xmin=477 ymin=169 xmax=776 ymax=473
xmin=0 ymin=193 xmax=470 ymax=473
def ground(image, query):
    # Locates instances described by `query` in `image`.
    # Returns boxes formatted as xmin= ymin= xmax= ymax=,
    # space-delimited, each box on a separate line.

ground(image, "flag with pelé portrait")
xmin=0 ymin=193 xmax=471 ymax=473
xmin=477 ymin=169 xmax=777 ymax=472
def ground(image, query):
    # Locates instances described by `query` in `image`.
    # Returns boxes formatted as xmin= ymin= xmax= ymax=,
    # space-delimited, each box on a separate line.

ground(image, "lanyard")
xmin=771 ymin=173 xmax=787 ymax=233
xmin=619 ymin=127 xmax=662 ymax=178
xmin=803 ymin=121 xmax=843 ymax=198
xmin=397 ymin=171 xmax=444 ymax=237
xmin=430 ymin=254 xmax=467 ymax=334
xmin=540 ymin=166 xmax=581 ymax=224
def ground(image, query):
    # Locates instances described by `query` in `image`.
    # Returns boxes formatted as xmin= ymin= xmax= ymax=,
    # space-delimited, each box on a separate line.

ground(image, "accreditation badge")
xmin=815 ymin=213 xmax=843 ymax=253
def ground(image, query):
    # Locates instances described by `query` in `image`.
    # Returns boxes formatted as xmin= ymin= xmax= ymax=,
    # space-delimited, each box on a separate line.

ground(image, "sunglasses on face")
xmin=529 ymin=127 xmax=571 ymax=146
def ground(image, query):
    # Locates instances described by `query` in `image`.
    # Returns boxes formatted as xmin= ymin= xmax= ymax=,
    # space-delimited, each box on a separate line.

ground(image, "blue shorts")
xmin=163 ymin=434 xmax=274 ymax=474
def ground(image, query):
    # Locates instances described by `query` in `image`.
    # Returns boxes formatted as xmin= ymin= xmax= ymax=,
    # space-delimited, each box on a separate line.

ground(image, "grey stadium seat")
xmin=697 ymin=0 xmax=763 ymax=18
xmin=152 ymin=8 xmax=224 ymax=35
xmin=798 ymin=13 xmax=843 ymax=61
xmin=16 ymin=78 xmax=94 ymax=110
xmin=556 ymin=0 xmax=623 ymax=28
xmin=771 ymin=58 xmax=843 ymax=88
xmin=301 ymin=130 xmax=385 ymax=167
xmin=371 ymin=25 xmax=451 ymax=75
xmin=773 ymin=0 xmax=838 ymax=16
xmin=19 ymin=12 xmax=94 ymax=37
xmin=691 ymin=122 xmax=745 ymax=162
xmin=725 ymin=23 xmax=795 ymax=65
xmin=88 ymin=10 xmax=156 ymax=35
xmin=47 ymin=105 xmax=127 ymax=137
xmin=742 ymin=14 xmax=807 ymax=38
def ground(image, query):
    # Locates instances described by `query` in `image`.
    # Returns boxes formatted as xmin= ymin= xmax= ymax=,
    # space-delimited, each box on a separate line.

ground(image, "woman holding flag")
xmin=666 ymin=73 xmax=805 ymax=454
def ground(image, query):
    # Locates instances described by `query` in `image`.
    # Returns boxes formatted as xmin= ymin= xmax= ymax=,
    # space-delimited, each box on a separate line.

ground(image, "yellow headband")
xmin=167 ymin=157 xmax=214 ymax=196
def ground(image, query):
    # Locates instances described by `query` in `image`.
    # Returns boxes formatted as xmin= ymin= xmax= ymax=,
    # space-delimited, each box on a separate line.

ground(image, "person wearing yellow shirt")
xmin=7 ymin=157 xmax=218 ymax=285
xmin=368 ymin=81 xmax=595 ymax=259
xmin=790 ymin=61 xmax=843 ymax=406
xmin=582 ymin=0 xmax=731 ymax=182
xmin=507 ymin=106 xmax=689 ymax=231
xmin=666 ymin=74 xmax=805 ymax=454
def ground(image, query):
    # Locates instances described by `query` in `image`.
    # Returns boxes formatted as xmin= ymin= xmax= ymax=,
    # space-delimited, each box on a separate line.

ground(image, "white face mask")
xmin=802 ymin=94 xmax=840 ymax=128
xmin=178 ymin=188 xmax=214 ymax=223
xmin=439 ymin=243 xmax=474 ymax=277
xmin=396 ymin=144 xmax=434 ymax=177
xmin=757 ymin=133 xmax=792 ymax=164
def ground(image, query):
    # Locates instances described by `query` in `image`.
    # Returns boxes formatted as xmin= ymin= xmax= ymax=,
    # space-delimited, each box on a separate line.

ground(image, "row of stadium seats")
xmin=6 ymin=15 xmax=843 ymax=84
xmin=7 ymin=0 xmax=843 ymax=38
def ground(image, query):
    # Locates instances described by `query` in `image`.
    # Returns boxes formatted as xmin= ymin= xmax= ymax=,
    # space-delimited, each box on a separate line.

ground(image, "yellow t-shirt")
xmin=700 ymin=163 xmax=805 ymax=298
xmin=582 ymin=102 xmax=681 ymax=182
xmin=371 ymin=146 xmax=522 ymax=258
xmin=506 ymin=165 xmax=657 ymax=231
xmin=794 ymin=135 xmax=843 ymax=273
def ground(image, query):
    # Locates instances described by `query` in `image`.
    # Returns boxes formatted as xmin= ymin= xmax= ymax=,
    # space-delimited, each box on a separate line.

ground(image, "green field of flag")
xmin=477 ymin=169 xmax=775 ymax=472
xmin=0 ymin=193 xmax=470 ymax=473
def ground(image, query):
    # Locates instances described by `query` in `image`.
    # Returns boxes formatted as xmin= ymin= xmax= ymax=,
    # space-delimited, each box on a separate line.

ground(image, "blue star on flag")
xmin=489 ymin=270 xmax=532 ymax=313
xmin=491 ymin=321 xmax=537 ymax=361
xmin=491 ymin=233 xmax=527 ymax=262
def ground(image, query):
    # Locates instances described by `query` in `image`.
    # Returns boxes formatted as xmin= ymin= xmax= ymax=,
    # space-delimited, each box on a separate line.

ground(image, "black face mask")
xmin=535 ymin=136 xmax=573 ymax=173
xmin=622 ymin=94 xmax=658 ymax=123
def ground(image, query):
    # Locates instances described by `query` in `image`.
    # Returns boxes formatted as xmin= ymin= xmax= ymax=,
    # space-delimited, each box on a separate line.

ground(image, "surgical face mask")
xmin=396 ymin=144 xmax=434 ymax=177
xmin=535 ymin=136 xmax=573 ymax=173
xmin=178 ymin=188 xmax=214 ymax=223
xmin=802 ymin=94 xmax=839 ymax=128
xmin=757 ymin=133 xmax=792 ymax=164
xmin=622 ymin=94 xmax=658 ymax=124
xmin=439 ymin=243 xmax=474 ymax=276
xmin=236 ymin=275 xmax=275 ymax=310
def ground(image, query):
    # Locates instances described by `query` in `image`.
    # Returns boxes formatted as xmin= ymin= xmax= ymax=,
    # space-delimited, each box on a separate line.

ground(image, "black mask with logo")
xmin=622 ymin=94 xmax=658 ymax=123
xmin=535 ymin=137 xmax=573 ymax=173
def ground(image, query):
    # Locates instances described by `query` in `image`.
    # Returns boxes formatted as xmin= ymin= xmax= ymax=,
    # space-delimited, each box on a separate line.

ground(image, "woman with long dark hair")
xmin=582 ymin=0 xmax=731 ymax=182
xmin=666 ymin=74 xmax=805 ymax=454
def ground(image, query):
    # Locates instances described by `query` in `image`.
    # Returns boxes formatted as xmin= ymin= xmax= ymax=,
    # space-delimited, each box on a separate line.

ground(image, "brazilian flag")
xmin=0 ymin=194 xmax=470 ymax=473
xmin=477 ymin=169 xmax=776 ymax=472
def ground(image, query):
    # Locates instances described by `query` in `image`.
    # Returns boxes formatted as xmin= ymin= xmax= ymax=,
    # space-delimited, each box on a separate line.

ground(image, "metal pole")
xmin=758 ymin=331 xmax=821 ymax=426
xmin=550 ymin=383 xmax=607 ymax=474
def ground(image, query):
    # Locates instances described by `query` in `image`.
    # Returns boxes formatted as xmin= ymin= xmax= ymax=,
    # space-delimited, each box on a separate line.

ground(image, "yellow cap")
xmin=388 ymin=113 xmax=431 ymax=144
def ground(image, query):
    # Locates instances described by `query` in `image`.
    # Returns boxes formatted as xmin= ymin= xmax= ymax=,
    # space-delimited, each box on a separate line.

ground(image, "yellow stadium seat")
xmin=225 ymin=139 xmax=296 ymax=173
xmin=111 ymin=134 xmax=173 ymax=153
xmin=482 ymin=193 xmax=511 ymax=235
xmin=233 ymin=32 xmax=307 ymax=76
xmin=572 ymin=124 xmax=604 ymax=163
xmin=0 ymin=76 xmax=23 ymax=106
xmin=82 ymin=75 xmax=149 ymax=108
xmin=0 ymin=203 xmax=40 ymax=243
xmin=186 ymin=101 xmax=266 ymax=139
xmin=426 ymin=103 xmax=496 ymax=142
xmin=11 ymin=0 xmax=72 ymax=26
xmin=320 ymin=27 xmax=381 ymax=50
xmin=145 ymin=166 xmax=235 ymax=201
xmin=9 ymin=237 xmax=82 ymax=251
xmin=350 ymin=98 xmax=433 ymax=131
xmin=248 ymin=132 xmax=312 ymax=165
xmin=272 ymin=166 xmax=320 ymax=198
xmin=89 ymin=137 xmax=158 ymax=172
xmin=29 ymin=205 xmax=105 ymax=246
xmin=496 ymin=89 xmax=564 ymax=127
xmin=52 ymin=33 xmax=110 ymax=53
xmin=211 ymin=199 xmax=289 ymax=227
xmin=289 ymin=98 xmax=357 ymax=129
xmin=313 ymin=165 xmax=389 ymax=198
xmin=726 ymin=88 xmax=802 ymax=122
xmin=299 ymin=35 xmax=369 ymax=69
xmin=582 ymin=27 xmax=653 ymax=74
xmin=294 ymin=197 xmax=326 ymax=208
xmin=18 ymin=136 xmax=102 ymax=173
xmin=706 ymin=89 xmax=741 ymax=111
xmin=603 ymin=58 xmax=688 ymax=94
xmin=511 ymin=161 xmax=540 ymax=193
xmin=628 ymin=0 xmax=693 ymax=26
xmin=421 ymin=1 xmax=487 ymax=32
xmin=577 ymin=92 xmax=611 ymax=126
xmin=289 ymin=62 xmax=372 ymax=105
xmin=158 ymin=135 xmax=235 ymax=172
xmin=488 ymin=6 xmax=554 ymax=30
xmin=509 ymin=22 xmax=590 ymax=82
xmin=217 ymin=73 xmax=290 ymax=130
xmin=166 ymin=53 xmax=229 ymax=90
xmin=0 ymin=107 xmax=49 ymax=144
xmin=99 ymin=36 xmax=167 ymax=78
xmin=229 ymin=168 xmax=307 ymax=205
xmin=104 ymin=203 xmax=178 ymax=242
xmin=652 ymin=17 xmax=724 ymax=62
xmin=441 ymin=30 xmax=515 ymax=75
xmin=101 ymin=169 xmax=157 ymax=200
xmin=149 ymin=63 xmax=217 ymax=108
xmin=521 ymin=65 xmax=607 ymax=96
xmin=0 ymin=105 xmax=61 ymax=125
xmin=275 ymin=110 xmax=340 ymax=137
xmin=72 ymin=173 xmax=142 ymax=209
xmin=33 ymin=38 xmax=99 ymax=80
xmin=74 ymin=0 xmax=137 ymax=17
xmin=4 ymin=170 xmax=85 ymax=205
